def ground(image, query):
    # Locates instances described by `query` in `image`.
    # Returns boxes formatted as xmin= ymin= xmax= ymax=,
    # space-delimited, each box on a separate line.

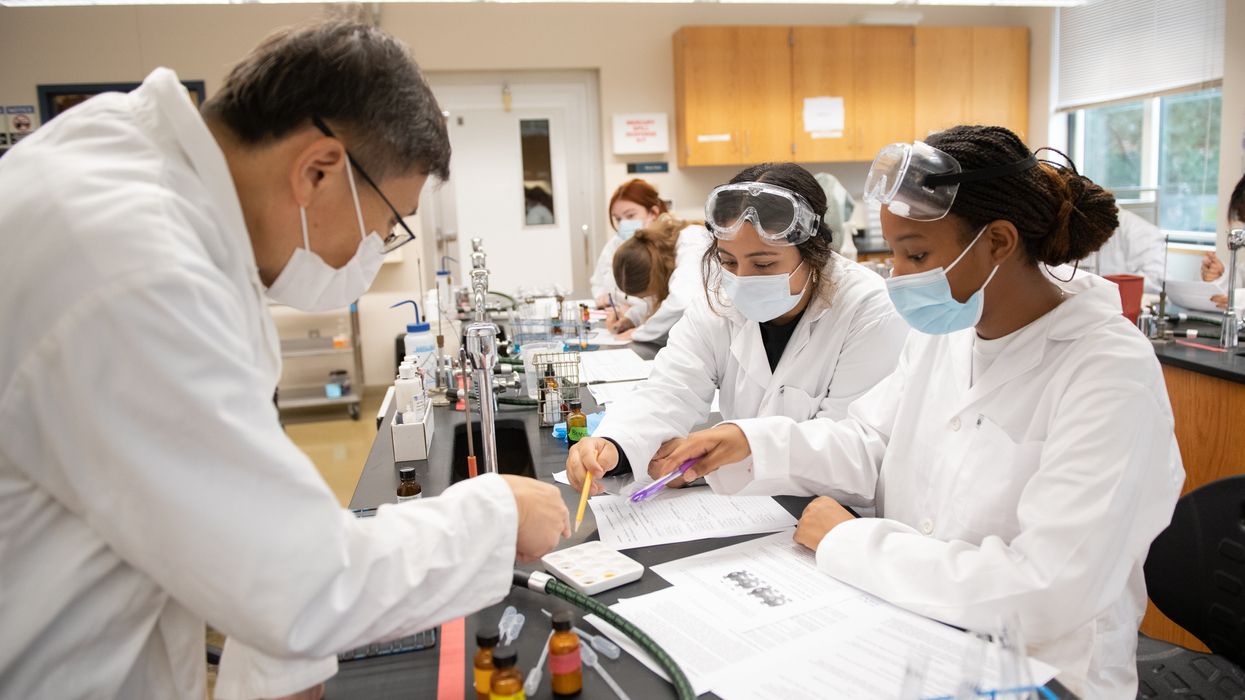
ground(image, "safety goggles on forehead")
xmin=705 ymin=183 xmax=821 ymax=247
xmin=864 ymin=141 xmax=1038 ymax=221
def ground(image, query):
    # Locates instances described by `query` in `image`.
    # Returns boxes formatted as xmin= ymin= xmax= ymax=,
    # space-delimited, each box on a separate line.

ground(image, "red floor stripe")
xmin=437 ymin=618 xmax=466 ymax=700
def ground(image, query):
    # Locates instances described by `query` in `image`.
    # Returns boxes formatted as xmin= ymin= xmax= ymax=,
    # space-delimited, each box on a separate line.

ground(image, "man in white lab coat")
xmin=1084 ymin=208 xmax=1167 ymax=293
xmin=654 ymin=127 xmax=1183 ymax=697
xmin=0 ymin=21 xmax=569 ymax=699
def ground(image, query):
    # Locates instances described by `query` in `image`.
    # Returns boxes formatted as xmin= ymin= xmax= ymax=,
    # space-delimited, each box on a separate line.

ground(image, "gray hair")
xmin=202 ymin=19 xmax=450 ymax=181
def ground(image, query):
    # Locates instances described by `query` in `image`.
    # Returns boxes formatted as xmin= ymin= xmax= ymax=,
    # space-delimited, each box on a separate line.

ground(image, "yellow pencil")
xmin=574 ymin=473 xmax=593 ymax=533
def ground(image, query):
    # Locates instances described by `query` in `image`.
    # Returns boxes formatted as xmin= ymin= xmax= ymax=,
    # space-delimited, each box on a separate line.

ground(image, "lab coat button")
xmin=920 ymin=518 xmax=934 ymax=535
xmin=950 ymin=416 xmax=962 ymax=431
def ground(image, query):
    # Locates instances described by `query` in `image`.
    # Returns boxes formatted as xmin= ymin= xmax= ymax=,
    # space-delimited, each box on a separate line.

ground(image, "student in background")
xmin=592 ymin=179 xmax=668 ymax=327
xmin=1085 ymin=208 xmax=1166 ymax=293
xmin=1199 ymin=172 xmax=1245 ymax=308
xmin=608 ymin=213 xmax=711 ymax=343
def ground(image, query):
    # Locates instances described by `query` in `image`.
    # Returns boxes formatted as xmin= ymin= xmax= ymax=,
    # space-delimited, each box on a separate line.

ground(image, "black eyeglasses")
xmin=312 ymin=116 xmax=416 ymax=254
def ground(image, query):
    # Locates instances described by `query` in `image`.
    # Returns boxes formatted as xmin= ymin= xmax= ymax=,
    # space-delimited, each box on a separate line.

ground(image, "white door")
xmin=422 ymin=73 xmax=602 ymax=298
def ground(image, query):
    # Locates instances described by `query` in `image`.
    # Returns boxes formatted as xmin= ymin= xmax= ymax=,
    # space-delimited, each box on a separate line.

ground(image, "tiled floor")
xmin=282 ymin=389 xmax=386 ymax=506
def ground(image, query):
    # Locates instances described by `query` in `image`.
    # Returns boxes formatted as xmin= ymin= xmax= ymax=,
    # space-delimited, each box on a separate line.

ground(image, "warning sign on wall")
xmin=6 ymin=105 xmax=36 ymax=144
xmin=612 ymin=113 xmax=669 ymax=155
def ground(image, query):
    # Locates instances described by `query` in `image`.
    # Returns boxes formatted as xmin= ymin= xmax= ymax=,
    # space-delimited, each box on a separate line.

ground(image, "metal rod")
xmin=460 ymin=348 xmax=476 ymax=477
xmin=465 ymin=322 xmax=500 ymax=475
xmin=1220 ymin=229 xmax=1244 ymax=350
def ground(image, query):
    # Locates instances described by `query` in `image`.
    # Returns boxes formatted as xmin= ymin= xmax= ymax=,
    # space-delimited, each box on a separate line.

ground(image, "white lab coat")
xmin=0 ymin=68 xmax=519 ymax=699
xmin=629 ymin=224 xmax=713 ymax=344
xmin=1084 ymin=209 xmax=1167 ymax=293
xmin=717 ymin=269 xmax=1184 ymax=698
xmin=597 ymin=254 xmax=908 ymax=476
xmin=589 ymin=235 xmax=648 ymax=326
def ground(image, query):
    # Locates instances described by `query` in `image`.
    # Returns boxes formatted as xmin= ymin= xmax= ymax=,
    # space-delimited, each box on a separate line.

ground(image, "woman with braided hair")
xmin=650 ymin=126 xmax=1184 ymax=698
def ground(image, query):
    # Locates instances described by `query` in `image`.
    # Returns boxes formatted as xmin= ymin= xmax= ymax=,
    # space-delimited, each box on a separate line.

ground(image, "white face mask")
xmin=616 ymin=218 xmax=644 ymax=241
xmin=265 ymin=160 xmax=387 ymax=312
xmin=720 ymin=261 xmax=808 ymax=322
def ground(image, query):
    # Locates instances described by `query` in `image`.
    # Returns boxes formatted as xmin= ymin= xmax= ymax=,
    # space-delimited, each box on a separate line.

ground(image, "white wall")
xmin=0 ymin=2 xmax=1055 ymax=385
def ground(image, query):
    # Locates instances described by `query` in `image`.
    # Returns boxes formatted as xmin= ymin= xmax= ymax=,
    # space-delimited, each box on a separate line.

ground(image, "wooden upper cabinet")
xmin=971 ymin=27 xmax=1029 ymax=141
xmin=914 ymin=27 xmax=975 ymax=139
xmin=674 ymin=24 xmax=1027 ymax=166
xmin=674 ymin=26 xmax=791 ymax=167
xmin=791 ymin=26 xmax=914 ymax=163
xmin=674 ymin=27 xmax=744 ymax=167
xmin=851 ymin=26 xmax=916 ymax=160
xmin=791 ymin=26 xmax=856 ymax=163
xmin=737 ymin=26 xmax=795 ymax=164
xmin=914 ymin=26 xmax=1029 ymax=141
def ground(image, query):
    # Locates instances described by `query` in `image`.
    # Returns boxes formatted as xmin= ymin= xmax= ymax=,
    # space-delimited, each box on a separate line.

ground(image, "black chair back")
xmin=1145 ymin=475 xmax=1245 ymax=668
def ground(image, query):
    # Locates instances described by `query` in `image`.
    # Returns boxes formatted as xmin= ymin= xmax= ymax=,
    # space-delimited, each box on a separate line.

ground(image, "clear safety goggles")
xmin=704 ymin=183 xmax=821 ymax=247
xmin=864 ymin=141 xmax=1038 ymax=221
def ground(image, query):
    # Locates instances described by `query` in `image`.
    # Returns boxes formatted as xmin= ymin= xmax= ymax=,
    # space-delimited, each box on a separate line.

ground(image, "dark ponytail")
xmin=924 ymin=125 xmax=1118 ymax=266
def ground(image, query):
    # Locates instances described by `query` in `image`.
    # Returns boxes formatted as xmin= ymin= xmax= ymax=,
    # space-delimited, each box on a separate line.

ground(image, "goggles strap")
xmin=1046 ymin=259 xmax=1080 ymax=284
xmin=1032 ymin=147 xmax=1080 ymax=175
xmin=923 ymin=154 xmax=1039 ymax=188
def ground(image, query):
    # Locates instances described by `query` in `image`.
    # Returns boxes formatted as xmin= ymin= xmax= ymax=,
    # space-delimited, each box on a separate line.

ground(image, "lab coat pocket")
xmin=952 ymin=416 xmax=1044 ymax=541
xmin=779 ymin=386 xmax=819 ymax=422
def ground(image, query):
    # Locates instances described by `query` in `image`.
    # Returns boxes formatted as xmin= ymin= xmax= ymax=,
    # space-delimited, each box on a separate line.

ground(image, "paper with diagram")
xmin=586 ymin=532 xmax=1058 ymax=699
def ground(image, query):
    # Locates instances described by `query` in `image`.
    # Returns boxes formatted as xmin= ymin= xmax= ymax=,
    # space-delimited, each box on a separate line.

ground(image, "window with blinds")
xmin=1057 ymin=0 xmax=1224 ymax=111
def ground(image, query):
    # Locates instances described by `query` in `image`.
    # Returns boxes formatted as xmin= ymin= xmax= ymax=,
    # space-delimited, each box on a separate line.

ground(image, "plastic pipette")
xmin=523 ymin=630 xmax=555 ymax=696
xmin=582 ymin=642 xmax=630 ymax=700
xmin=498 ymin=605 xmax=526 ymax=646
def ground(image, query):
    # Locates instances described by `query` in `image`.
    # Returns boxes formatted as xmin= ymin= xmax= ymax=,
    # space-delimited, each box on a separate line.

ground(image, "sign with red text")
xmin=612 ymin=113 xmax=669 ymax=155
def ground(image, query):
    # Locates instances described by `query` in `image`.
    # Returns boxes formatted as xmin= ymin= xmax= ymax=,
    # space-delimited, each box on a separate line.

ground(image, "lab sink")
xmin=450 ymin=418 xmax=536 ymax=482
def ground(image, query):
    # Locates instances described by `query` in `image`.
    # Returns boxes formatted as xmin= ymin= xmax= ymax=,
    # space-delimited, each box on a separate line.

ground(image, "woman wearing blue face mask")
xmin=591 ymin=179 xmax=668 ymax=322
xmin=608 ymin=212 xmax=712 ymax=343
xmin=565 ymin=162 xmax=908 ymax=497
xmin=652 ymin=126 xmax=1184 ymax=698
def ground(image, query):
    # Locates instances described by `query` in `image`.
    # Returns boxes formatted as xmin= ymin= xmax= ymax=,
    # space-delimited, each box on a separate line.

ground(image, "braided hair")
xmin=924 ymin=125 xmax=1118 ymax=266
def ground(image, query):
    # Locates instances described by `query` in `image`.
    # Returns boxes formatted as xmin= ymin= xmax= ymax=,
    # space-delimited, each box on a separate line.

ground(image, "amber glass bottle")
xmin=566 ymin=400 xmax=588 ymax=446
xmin=488 ymin=646 xmax=525 ymax=700
xmin=549 ymin=611 xmax=583 ymax=696
xmin=473 ymin=630 xmax=499 ymax=700
xmin=396 ymin=466 xmax=422 ymax=501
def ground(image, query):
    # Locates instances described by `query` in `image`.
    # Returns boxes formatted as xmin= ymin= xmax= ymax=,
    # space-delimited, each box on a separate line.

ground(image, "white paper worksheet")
xmin=1165 ymin=278 xmax=1224 ymax=313
xmin=585 ymin=533 xmax=1058 ymax=699
xmin=588 ymin=379 xmax=647 ymax=404
xmin=587 ymin=489 xmax=797 ymax=550
xmin=579 ymin=349 xmax=654 ymax=384
xmin=652 ymin=529 xmax=859 ymax=627
xmin=585 ymin=330 xmax=633 ymax=347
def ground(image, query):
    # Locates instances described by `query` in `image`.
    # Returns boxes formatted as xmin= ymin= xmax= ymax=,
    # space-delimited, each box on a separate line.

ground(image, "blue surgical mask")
xmin=617 ymin=219 xmax=643 ymax=240
xmin=885 ymin=225 xmax=999 ymax=335
xmin=720 ymin=261 xmax=807 ymax=322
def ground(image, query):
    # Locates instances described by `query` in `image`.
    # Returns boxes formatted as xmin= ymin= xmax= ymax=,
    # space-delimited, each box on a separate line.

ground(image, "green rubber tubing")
xmin=513 ymin=570 xmax=696 ymax=700
xmin=463 ymin=391 xmax=537 ymax=406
